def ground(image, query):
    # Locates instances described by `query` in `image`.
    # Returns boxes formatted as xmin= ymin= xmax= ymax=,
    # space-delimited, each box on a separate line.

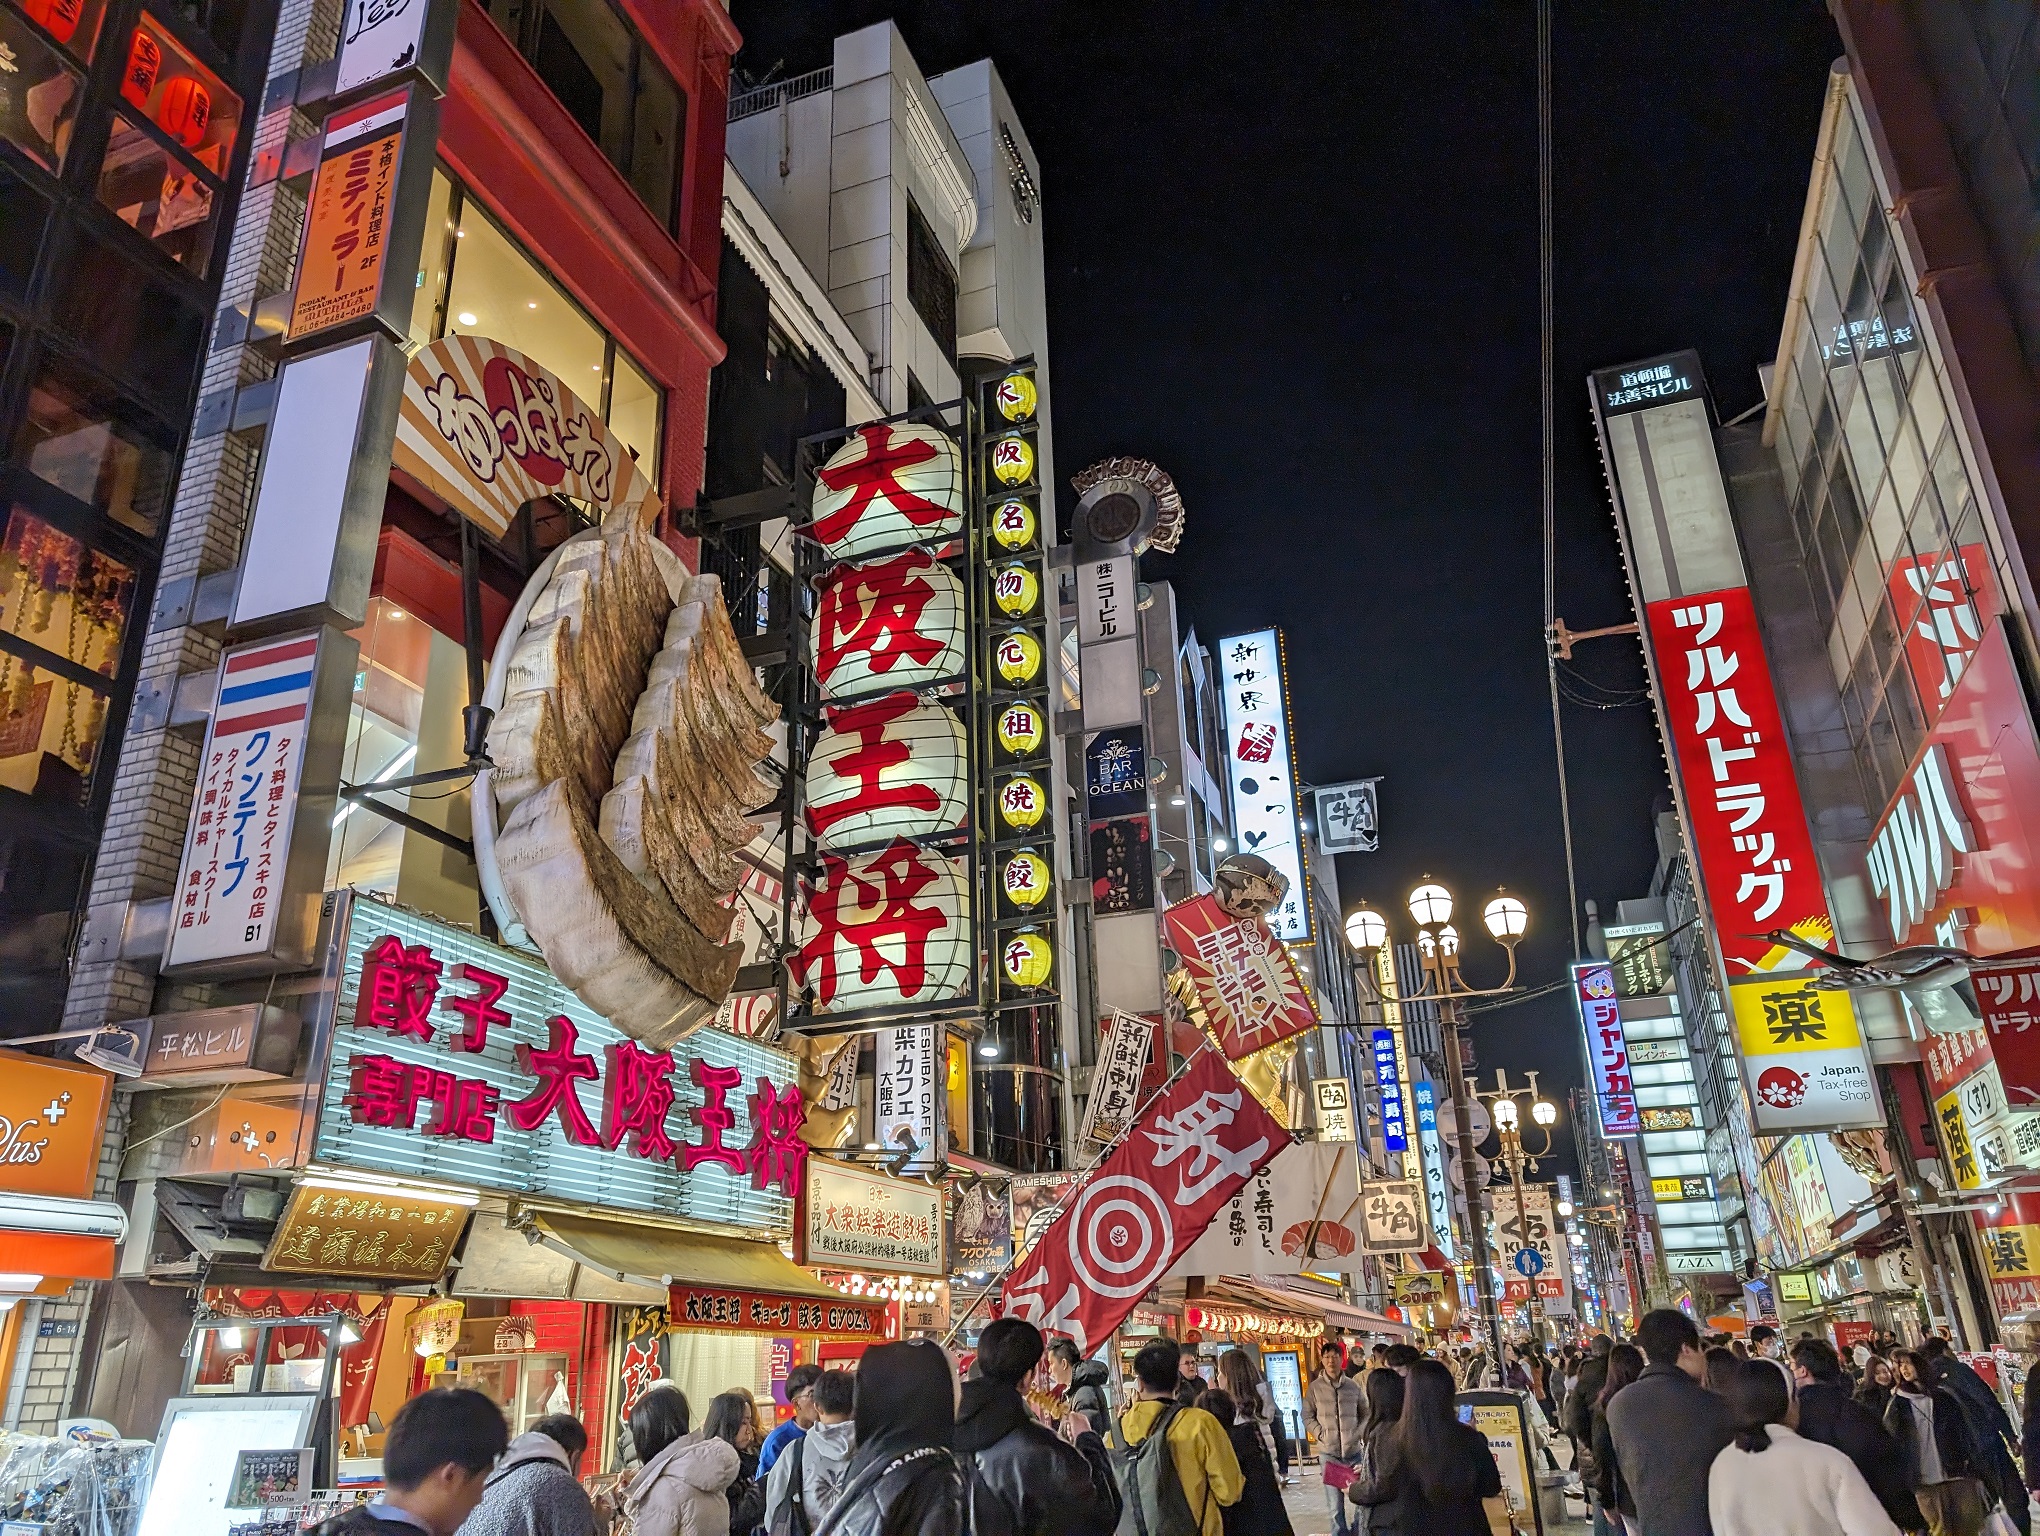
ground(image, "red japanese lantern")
xmin=21 ymin=0 xmax=84 ymax=47
xmin=805 ymin=692 xmax=967 ymax=849
xmin=156 ymin=75 xmax=211 ymax=147
xmin=121 ymin=27 xmax=161 ymax=109
xmin=791 ymin=840 xmax=971 ymax=1014
xmin=812 ymin=548 xmax=966 ymax=700
xmin=810 ymin=423 xmax=964 ymax=561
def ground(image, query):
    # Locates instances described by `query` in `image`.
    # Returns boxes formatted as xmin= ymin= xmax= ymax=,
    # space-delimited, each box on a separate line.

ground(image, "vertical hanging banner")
xmin=1160 ymin=894 xmax=1319 ymax=1060
xmin=1371 ymin=1028 xmax=1408 ymax=1152
xmin=1080 ymin=1011 xmax=1153 ymax=1146
xmin=874 ymin=1025 xmax=943 ymax=1172
xmin=1216 ymin=629 xmax=1311 ymax=941
xmin=1413 ymin=1081 xmax=1455 ymax=1260
xmin=1574 ymin=962 xmax=1640 ymax=1137
xmin=1314 ymin=779 xmax=1381 ymax=854
xmin=1002 ymin=1050 xmax=1287 ymax=1349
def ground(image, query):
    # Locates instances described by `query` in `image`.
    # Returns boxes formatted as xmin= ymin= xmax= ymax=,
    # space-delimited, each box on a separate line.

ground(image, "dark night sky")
xmin=730 ymin=3 xmax=1844 ymax=1139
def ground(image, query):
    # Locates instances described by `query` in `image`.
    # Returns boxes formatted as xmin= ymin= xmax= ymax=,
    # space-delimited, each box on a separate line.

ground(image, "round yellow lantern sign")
xmin=997 ymin=703 xmax=1044 ymax=756
xmin=992 ymin=564 xmax=1039 ymax=617
xmin=990 ymin=435 xmax=1035 ymax=486
xmin=1001 ymin=930 xmax=1053 ymax=989
xmin=997 ymin=774 xmax=1046 ymax=830
xmin=991 ymin=499 xmax=1037 ymax=550
xmin=1001 ymin=849 xmax=1050 ymax=909
xmin=995 ymin=373 xmax=1038 ymax=422
xmin=994 ymin=630 xmax=1043 ymax=685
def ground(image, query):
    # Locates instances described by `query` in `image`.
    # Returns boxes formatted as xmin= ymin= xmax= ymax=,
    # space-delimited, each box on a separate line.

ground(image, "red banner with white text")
xmin=1000 ymin=1050 xmax=1288 ymax=1351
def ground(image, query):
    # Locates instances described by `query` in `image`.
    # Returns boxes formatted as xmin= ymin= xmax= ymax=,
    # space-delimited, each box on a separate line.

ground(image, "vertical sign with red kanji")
xmin=1215 ymin=628 xmax=1311 ymax=942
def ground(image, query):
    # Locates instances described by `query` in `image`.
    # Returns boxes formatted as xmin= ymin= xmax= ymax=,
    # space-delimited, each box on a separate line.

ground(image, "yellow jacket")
xmin=1109 ymin=1399 xmax=1244 ymax=1536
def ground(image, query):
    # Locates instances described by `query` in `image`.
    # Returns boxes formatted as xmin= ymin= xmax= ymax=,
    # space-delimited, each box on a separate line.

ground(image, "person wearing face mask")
xmin=1605 ymin=1309 xmax=1735 ymax=1536
xmin=1748 ymin=1326 xmax=1782 ymax=1362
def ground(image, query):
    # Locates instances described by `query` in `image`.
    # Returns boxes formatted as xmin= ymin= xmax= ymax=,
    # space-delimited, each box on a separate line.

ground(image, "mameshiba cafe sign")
xmin=316 ymin=901 xmax=804 ymax=1234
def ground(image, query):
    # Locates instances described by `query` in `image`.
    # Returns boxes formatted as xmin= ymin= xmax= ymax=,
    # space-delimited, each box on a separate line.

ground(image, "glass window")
xmin=0 ymin=159 xmax=47 ymax=300
xmin=0 ymin=653 xmax=109 ymax=804
xmin=49 ymin=220 xmax=208 ymax=410
xmin=113 ymin=14 xmax=241 ymax=177
xmin=408 ymin=167 xmax=458 ymax=348
xmin=0 ymin=7 xmax=86 ymax=172
xmin=0 ymin=507 xmax=135 ymax=675
xmin=445 ymin=195 xmax=606 ymax=388
xmin=629 ymin=57 xmax=681 ymax=230
xmin=5 ymin=0 xmax=110 ymax=62
xmin=905 ymin=193 xmax=957 ymax=361
xmin=96 ymin=112 xmax=221 ymax=272
xmin=608 ymin=344 xmax=660 ymax=472
xmin=15 ymin=358 xmax=176 ymax=534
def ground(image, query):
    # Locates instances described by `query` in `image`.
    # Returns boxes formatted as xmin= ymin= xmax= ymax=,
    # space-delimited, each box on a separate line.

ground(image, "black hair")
xmin=1385 ymin=1360 xmax=1483 ymax=1505
xmin=975 ymin=1318 xmax=1045 ymax=1385
xmin=785 ymin=1363 xmax=824 ymax=1399
xmin=1319 ymin=1339 xmax=1344 ymax=1359
xmin=1363 ymin=1364 xmax=1405 ymax=1429
xmin=628 ymin=1384 xmax=692 ymax=1465
xmin=531 ymin=1414 xmax=587 ymax=1466
xmin=850 ymin=1340 xmax=955 ymax=1461
xmin=1921 ymin=1337 xmax=1951 ymax=1359
xmin=1637 ymin=1307 xmax=1701 ymax=1368
xmin=816 ymin=1370 xmax=856 ymax=1417
xmin=1384 ymin=1344 xmax=1420 ymax=1370
xmin=383 ymin=1388 xmax=509 ymax=1490
xmin=1196 ymin=1387 xmax=1236 ymax=1425
xmin=701 ymin=1391 xmax=754 ymax=1448
xmin=1134 ymin=1340 xmax=1182 ymax=1393
xmin=1790 ymin=1337 xmax=1842 ymax=1382
xmin=1048 ymin=1339 xmax=1083 ymax=1369
xmin=1590 ymin=1335 xmax=1613 ymax=1357
xmin=1598 ymin=1344 xmax=1643 ymax=1409
xmin=1726 ymin=1359 xmax=1790 ymax=1453
xmin=1703 ymin=1347 xmax=1739 ymax=1395
xmin=1748 ymin=1324 xmax=1778 ymax=1344
xmin=1178 ymin=1341 xmax=1200 ymax=1359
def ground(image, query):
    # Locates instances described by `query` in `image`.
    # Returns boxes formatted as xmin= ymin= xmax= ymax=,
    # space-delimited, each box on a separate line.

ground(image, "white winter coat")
xmin=622 ymin=1432 xmax=740 ymax=1536
xmin=1707 ymin=1423 xmax=1902 ymax=1536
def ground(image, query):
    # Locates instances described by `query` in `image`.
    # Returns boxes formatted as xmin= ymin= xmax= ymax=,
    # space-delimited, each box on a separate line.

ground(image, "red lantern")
xmin=156 ymin=75 xmax=211 ymax=148
xmin=21 ymin=0 xmax=84 ymax=47
xmin=122 ymin=28 xmax=161 ymax=109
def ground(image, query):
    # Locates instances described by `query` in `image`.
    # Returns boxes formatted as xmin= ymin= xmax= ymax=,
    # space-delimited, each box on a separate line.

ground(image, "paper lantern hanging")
xmin=991 ymin=500 xmax=1037 ymax=550
xmin=122 ymin=27 xmax=161 ymax=108
xmin=994 ymin=373 xmax=1038 ymax=422
xmin=994 ymin=630 xmax=1043 ymax=686
xmin=156 ymin=75 xmax=211 ymax=147
xmin=791 ymin=840 xmax=972 ymax=1013
xmin=996 ymin=774 xmax=1046 ymax=832
xmin=806 ymin=692 xmax=968 ymax=849
xmin=22 ymin=0 xmax=84 ymax=47
xmin=1000 ymin=849 xmax=1050 ymax=909
xmin=1001 ymin=930 xmax=1053 ymax=989
xmin=811 ymin=423 xmax=965 ymax=561
xmin=992 ymin=564 xmax=1039 ymax=618
xmin=996 ymin=701 xmax=1044 ymax=758
xmin=812 ymin=548 xmax=965 ymax=700
xmin=410 ymin=1298 xmax=465 ymax=1359
xmin=989 ymin=436 xmax=1035 ymax=487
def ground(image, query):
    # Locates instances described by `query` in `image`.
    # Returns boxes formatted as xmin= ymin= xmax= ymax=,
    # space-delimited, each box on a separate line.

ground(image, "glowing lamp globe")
xmin=1407 ymin=881 xmax=1453 ymax=927
xmin=996 ymin=774 xmax=1046 ymax=831
xmin=991 ymin=499 xmax=1038 ymax=549
xmin=1344 ymin=907 xmax=1387 ymax=952
xmin=1001 ymin=931 xmax=1053 ymax=989
xmin=994 ymin=373 xmax=1038 ymax=422
xmin=1493 ymin=1098 xmax=1519 ymax=1131
xmin=994 ymin=630 xmax=1043 ymax=685
xmin=1483 ymin=892 xmax=1530 ymax=942
xmin=989 ymin=435 xmax=1035 ymax=486
xmin=1532 ymin=1099 xmax=1557 ymax=1127
xmin=1438 ymin=924 xmax=1460 ymax=956
xmin=1000 ymin=849 xmax=1050 ymax=909
xmin=992 ymin=564 xmax=1039 ymax=618
xmin=996 ymin=702 xmax=1044 ymax=757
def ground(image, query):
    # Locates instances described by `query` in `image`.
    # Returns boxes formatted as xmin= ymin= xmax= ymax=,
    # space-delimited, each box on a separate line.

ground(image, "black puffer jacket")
xmin=1793 ymin=1377 xmax=1920 ymax=1532
xmin=953 ymin=1379 xmax=1118 ymax=1536
xmin=1067 ymin=1360 xmax=1113 ymax=1437
xmin=811 ymin=1444 xmax=965 ymax=1536
xmin=1565 ymin=1353 xmax=1609 ymax=1445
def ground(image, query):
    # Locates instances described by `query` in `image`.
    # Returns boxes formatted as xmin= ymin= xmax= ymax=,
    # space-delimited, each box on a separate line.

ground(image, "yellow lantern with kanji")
xmin=1000 ymin=849 xmax=1050 ymax=909
xmin=994 ymin=373 xmax=1037 ymax=422
xmin=989 ymin=435 xmax=1035 ymax=486
xmin=411 ymin=1298 xmax=465 ymax=1359
xmin=992 ymin=564 xmax=1039 ymax=618
xmin=991 ymin=500 xmax=1037 ymax=550
xmin=994 ymin=629 xmax=1042 ymax=686
xmin=997 ymin=774 xmax=1046 ymax=831
xmin=1002 ymin=930 xmax=1053 ymax=989
xmin=996 ymin=702 xmax=1043 ymax=757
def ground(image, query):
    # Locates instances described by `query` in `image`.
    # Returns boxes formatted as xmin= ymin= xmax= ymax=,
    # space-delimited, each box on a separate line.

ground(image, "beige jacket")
xmin=622 ymin=1433 xmax=739 ymax=1536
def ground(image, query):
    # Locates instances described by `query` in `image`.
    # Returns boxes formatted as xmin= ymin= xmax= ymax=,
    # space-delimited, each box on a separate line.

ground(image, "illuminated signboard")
xmin=1216 ymin=628 xmax=1310 ymax=942
xmin=1573 ymin=963 xmax=1639 ymax=1138
xmin=1371 ymin=1028 xmax=1408 ymax=1152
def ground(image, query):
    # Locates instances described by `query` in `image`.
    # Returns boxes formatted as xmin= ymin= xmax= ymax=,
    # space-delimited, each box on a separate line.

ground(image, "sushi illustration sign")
xmin=1167 ymin=1143 xmax=1355 ymax=1276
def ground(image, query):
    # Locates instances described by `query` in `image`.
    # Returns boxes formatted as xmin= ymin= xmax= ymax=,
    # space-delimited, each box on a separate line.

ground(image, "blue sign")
xmin=1413 ymin=1079 xmax=1439 ymax=1133
xmin=1084 ymin=727 xmax=1148 ymax=819
xmin=1514 ymin=1248 xmax=1546 ymax=1278
xmin=1371 ymin=1028 xmax=1407 ymax=1153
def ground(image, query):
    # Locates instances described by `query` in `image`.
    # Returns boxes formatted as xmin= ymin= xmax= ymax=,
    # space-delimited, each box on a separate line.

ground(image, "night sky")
xmin=730 ymin=3 xmax=1844 ymax=1152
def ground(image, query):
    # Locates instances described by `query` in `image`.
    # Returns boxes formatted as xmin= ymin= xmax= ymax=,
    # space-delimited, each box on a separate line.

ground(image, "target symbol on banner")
xmin=1070 ymin=1176 xmax=1174 ymax=1299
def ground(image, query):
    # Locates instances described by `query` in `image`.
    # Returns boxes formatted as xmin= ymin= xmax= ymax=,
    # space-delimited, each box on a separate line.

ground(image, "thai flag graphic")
xmin=215 ymin=635 xmax=318 ymax=736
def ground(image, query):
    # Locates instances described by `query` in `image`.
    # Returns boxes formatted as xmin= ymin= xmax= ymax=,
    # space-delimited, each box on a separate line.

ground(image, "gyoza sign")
xmin=1215 ymin=629 xmax=1310 ymax=941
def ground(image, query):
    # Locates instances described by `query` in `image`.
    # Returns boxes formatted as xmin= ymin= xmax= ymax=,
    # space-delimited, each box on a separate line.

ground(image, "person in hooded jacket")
xmin=1786 ymin=1339 xmax=1920 ymax=1534
xmin=457 ymin=1415 xmax=599 ymax=1536
xmin=952 ymin=1318 xmax=1117 ymax=1536
xmin=765 ymin=1370 xmax=857 ymax=1536
xmin=812 ymin=1339 xmax=966 ymax=1536
xmin=1883 ymin=1349 xmax=1989 ymax=1536
xmin=1196 ymin=1389 xmax=1293 ymax=1536
xmin=622 ymin=1386 xmax=742 ymax=1536
xmin=1049 ymin=1340 xmax=1112 ymax=1439
xmin=702 ymin=1393 xmax=768 ymax=1536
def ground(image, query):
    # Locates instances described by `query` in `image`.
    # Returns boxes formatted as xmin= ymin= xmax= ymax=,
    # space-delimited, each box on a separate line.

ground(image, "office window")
xmin=484 ymin=0 xmax=684 ymax=233
xmin=15 ymin=356 xmax=177 ymax=535
xmin=905 ymin=194 xmax=957 ymax=361
xmin=0 ymin=7 xmax=87 ymax=171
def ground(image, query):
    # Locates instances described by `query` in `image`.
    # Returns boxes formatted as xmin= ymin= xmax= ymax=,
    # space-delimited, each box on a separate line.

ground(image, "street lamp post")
xmin=1345 ymin=882 xmax=1527 ymax=1364
xmin=1485 ymin=1070 xmax=1559 ymax=1344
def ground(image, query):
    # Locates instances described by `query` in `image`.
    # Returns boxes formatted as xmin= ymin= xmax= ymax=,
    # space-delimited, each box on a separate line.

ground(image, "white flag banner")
xmin=1081 ymin=1011 xmax=1153 ymax=1146
xmin=1168 ymin=1142 xmax=1354 ymax=1276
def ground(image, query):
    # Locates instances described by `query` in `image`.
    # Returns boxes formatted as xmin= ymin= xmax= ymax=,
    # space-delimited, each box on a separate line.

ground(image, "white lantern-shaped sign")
xmin=792 ymin=840 xmax=973 ymax=1013
xmin=811 ymin=424 xmax=965 ymax=561
xmin=812 ymin=549 xmax=966 ymax=700
xmin=806 ymin=692 xmax=968 ymax=849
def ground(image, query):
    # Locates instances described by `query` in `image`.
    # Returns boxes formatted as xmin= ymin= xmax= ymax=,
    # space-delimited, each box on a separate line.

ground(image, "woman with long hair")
xmin=1590 ymin=1343 xmax=1644 ymax=1536
xmin=1883 ymin=1348 xmax=1989 ymax=1536
xmin=1348 ymin=1369 xmax=1405 ymax=1536
xmin=814 ymin=1339 xmax=965 ymax=1536
xmin=1856 ymin=1354 xmax=1896 ymax=1421
xmin=1708 ymin=1359 xmax=1899 ymax=1536
xmin=1349 ymin=1358 xmax=1499 ymax=1536
xmin=702 ymin=1392 xmax=766 ymax=1535
xmin=1215 ymin=1351 xmax=1286 ymax=1481
xmin=622 ymin=1385 xmax=744 ymax=1536
xmin=1196 ymin=1388 xmax=1294 ymax=1536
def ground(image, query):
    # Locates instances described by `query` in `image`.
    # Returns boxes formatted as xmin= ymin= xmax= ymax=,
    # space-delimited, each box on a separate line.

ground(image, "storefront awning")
xmin=529 ymin=1210 xmax=840 ymax=1299
xmin=0 ymin=1193 xmax=127 ymax=1284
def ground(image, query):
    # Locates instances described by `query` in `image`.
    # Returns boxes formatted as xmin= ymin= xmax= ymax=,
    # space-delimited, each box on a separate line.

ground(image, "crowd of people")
xmin=302 ymin=1309 xmax=2040 ymax=1536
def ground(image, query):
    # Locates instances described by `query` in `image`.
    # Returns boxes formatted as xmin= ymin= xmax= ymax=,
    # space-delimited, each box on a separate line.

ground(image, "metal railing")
xmin=728 ymin=67 xmax=834 ymax=122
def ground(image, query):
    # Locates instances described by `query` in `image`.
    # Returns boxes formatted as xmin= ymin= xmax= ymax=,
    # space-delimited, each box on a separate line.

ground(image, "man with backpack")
xmin=954 ymin=1319 xmax=1119 ymax=1536
xmin=1107 ymin=1339 xmax=1243 ymax=1536
xmin=762 ymin=1369 xmax=856 ymax=1536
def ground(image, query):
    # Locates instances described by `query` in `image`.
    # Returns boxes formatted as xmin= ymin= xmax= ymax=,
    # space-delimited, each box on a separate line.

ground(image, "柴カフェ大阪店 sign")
xmin=315 ymin=900 xmax=803 ymax=1234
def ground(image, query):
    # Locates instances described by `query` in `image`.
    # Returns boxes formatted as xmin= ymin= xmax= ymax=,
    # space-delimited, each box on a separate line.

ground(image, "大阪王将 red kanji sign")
xmin=1001 ymin=1050 xmax=1289 ymax=1351
xmin=1161 ymin=894 xmax=1318 ymax=1061
xmin=317 ymin=900 xmax=803 ymax=1234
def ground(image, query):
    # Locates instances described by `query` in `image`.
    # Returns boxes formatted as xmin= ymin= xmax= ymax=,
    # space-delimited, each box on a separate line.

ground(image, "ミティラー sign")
xmin=1215 ymin=629 xmax=1310 ymax=940
xmin=802 ymin=1157 xmax=945 ymax=1277
xmin=262 ymin=1180 xmax=470 ymax=1283
xmin=289 ymin=87 xmax=426 ymax=343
